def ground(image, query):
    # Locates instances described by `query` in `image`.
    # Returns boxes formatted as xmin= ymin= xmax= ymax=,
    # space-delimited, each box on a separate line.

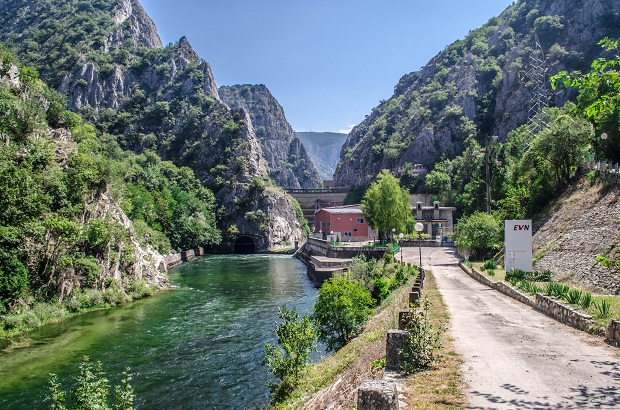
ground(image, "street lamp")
xmin=398 ymin=232 xmax=404 ymax=263
xmin=330 ymin=230 xmax=334 ymax=245
xmin=415 ymin=222 xmax=424 ymax=271
xmin=391 ymin=227 xmax=396 ymax=243
xmin=438 ymin=223 xmax=443 ymax=246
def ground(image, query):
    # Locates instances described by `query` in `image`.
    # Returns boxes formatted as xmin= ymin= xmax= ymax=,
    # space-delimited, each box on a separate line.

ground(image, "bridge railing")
xmin=285 ymin=188 xmax=350 ymax=194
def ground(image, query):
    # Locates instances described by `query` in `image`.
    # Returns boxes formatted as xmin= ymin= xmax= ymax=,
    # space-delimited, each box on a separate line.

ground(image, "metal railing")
xmin=586 ymin=160 xmax=620 ymax=184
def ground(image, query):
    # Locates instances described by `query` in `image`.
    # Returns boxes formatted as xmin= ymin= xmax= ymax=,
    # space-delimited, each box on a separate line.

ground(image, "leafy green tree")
xmin=529 ymin=107 xmax=592 ymax=186
xmin=361 ymin=170 xmax=413 ymax=242
xmin=264 ymin=305 xmax=317 ymax=402
xmin=552 ymin=38 xmax=620 ymax=162
xmin=455 ymin=212 xmax=502 ymax=260
xmin=312 ymin=274 xmax=374 ymax=352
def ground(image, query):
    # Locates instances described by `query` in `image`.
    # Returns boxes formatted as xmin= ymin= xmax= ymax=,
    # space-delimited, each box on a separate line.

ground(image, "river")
xmin=0 ymin=254 xmax=318 ymax=409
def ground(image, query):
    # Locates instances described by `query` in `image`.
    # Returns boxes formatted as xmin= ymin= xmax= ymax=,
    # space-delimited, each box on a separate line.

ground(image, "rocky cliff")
xmin=296 ymin=132 xmax=348 ymax=181
xmin=0 ymin=56 xmax=167 ymax=299
xmin=219 ymin=84 xmax=322 ymax=189
xmin=0 ymin=0 xmax=306 ymax=250
xmin=334 ymin=0 xmax=620 ymax=186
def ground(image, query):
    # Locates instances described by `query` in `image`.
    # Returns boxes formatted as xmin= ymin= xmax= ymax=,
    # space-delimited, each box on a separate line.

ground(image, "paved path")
xmin=400 ymin=246 xmax=620 ymax=409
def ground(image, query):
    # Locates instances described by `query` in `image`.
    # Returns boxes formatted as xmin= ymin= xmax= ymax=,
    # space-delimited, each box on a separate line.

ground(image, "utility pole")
xmin=485 ymin=135 xmax=491 ymax=214
xmin=485 ymin=135 xmax=498 ymax=214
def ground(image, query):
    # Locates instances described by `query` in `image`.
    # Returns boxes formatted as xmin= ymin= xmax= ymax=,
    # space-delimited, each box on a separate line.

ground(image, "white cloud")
xmin=337 ymin=123 xmax=356 ymax=134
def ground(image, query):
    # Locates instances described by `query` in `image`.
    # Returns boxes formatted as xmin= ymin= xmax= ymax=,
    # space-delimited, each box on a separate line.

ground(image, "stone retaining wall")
xmin=495 ymin=282 xmax=536 ymax=308
xmin=535 ymin=293 xmax=593 ymax=332
xmin=606 ymin=320 xmax=620 ymax=346
xmin=458 ymin=262 xmax=600 ymax=334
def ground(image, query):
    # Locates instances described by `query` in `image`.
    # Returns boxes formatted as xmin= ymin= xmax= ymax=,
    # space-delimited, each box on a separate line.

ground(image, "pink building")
xmin=314 ymin=205 xmax=374 ymax=242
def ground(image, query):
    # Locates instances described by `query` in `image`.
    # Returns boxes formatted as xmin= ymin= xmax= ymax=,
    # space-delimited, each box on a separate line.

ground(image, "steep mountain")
xmin=0 ymin=53 xmax=168 ymax=310
xmin=296 ymin=132 xmax=348 ymax=181
xmin=334 ymin=0 xmax=620 ymax=186
xmin=219 ymin=84 xmax=321 ymax=189
xmin=0 ymin=0 xmax=306 ymax=251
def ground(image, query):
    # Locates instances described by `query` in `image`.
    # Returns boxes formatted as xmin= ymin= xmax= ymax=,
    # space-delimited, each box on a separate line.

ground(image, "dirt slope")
xmin=533 ymin=177 xmax=620 ymax=294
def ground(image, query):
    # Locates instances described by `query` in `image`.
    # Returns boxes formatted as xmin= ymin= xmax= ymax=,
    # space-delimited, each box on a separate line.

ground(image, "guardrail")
xmin=586 ymin=160 xmax=620 ymax=184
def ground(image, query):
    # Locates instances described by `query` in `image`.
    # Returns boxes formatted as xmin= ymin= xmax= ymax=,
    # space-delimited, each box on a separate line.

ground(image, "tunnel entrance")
xmin=234 ymin=236 xmax=257 ymax=254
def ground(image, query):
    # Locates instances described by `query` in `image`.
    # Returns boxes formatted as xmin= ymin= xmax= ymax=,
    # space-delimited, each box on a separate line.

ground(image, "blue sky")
xmin=140 ymin=0 xmax=514 ymax=133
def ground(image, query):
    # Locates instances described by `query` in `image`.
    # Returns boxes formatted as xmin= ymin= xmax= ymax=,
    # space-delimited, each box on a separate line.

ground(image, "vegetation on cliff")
xmin=0 ymin=0 xmax=309 ymax=249
xmin=0 ymin=47 xmax=219 ymax=333
xmin=334 ymin=0 xmax=620 ymax=187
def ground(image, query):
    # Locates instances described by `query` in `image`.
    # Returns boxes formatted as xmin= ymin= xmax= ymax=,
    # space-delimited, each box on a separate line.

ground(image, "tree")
xmin=530 ymin=107 xmax=592 ymax=186
xmin=454 ymin=212 xmax=502 ymax=260
xmin=263 ymin=305 xmax=317 ymax=402
xmin=551 ymin=38 xmax=620 ymax=162
xmin=312 ymin=274 xmax=374 ymax=352
xmin=361 ymin=170 xmax=413 ymax=242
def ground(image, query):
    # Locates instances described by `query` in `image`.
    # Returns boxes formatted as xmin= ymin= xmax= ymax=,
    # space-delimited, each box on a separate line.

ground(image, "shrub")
xmin=264 ymin=305 xmax=317 ymax=403
xmin=312 ymin=274 xmax=374 ymax=352
xmin=593 ymin=300 xmax=611 ymax=318
xmin=400 ymin=298 xmax=445 ymax=374
xmin=482 ymin=259 xmax=497 ymax=270
xmin=454 ymin=212 xmax=503 ymax=260
xmin=47 ymin=356 xmax=134 ymax=409
xmin=580 ymin=292 xmax=593 ymax=309
xmin=566 ymin=289 xmax=583 ymax=305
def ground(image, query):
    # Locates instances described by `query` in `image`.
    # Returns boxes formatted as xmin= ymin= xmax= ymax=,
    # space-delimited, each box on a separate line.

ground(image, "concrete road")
xmin=400 ymin=246 xmax=620 ymax=409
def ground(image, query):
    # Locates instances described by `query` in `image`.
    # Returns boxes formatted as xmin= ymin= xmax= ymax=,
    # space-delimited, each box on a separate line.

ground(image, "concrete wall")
xmin=162 ymin=247 xmax=205 ymax=271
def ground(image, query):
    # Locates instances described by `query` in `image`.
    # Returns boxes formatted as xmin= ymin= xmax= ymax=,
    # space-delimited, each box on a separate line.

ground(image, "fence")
xmin=586 ymin=160 xmax=620 ymax=184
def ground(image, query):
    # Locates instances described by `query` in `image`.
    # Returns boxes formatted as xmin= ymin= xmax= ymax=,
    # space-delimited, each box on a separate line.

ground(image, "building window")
xmin=344 ymin=232 xmax=353 ymax=237
xmin=356 ymin=218 xmax=364 ymax=224
xmin=321 ymin=222 xmax=331 ymax=229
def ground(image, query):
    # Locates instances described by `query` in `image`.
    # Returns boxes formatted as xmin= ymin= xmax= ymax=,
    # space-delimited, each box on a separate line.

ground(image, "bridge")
xmin=286 ymin=188 xmax=349 ymax=228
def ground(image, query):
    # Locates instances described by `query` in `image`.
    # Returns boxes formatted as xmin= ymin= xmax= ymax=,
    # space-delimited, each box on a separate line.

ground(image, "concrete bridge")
xmin=286 ymin=188 xmax=349 ymax=228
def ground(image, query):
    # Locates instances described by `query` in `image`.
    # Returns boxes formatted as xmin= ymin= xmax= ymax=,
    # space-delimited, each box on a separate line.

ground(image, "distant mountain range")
xmin=295 ymin=132 xmax=348 ymax=181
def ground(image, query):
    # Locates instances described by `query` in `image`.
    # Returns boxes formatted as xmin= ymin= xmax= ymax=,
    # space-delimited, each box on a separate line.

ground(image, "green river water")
xmin=0 ymin=254 xmax=318 ymax=409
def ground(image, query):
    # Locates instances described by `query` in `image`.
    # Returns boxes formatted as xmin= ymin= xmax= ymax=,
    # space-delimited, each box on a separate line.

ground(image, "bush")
xmin=263 ymin=305 xmax=317 ymax=403
xmin=47 ymin=356 xmax=134 ymax=409
xmin=455 ymin=212 xmax=502 ymax=260
xmin=482 ymin=259 xmax=497 ymax=270
xmin=400 ymin=298 xmax=445 ymax=374
xmin=312 ymin=274 xmax=374 ymax=352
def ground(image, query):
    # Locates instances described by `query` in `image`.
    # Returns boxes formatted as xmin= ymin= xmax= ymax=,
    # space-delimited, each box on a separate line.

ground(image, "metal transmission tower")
xmin=525 ymin=35 xmax=550 ymax=138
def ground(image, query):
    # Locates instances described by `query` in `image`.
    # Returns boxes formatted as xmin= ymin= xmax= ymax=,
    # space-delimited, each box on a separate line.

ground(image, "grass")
xmin=274 ymin=270 xmax=466 ymax=409
xmin=274 ymin=274 xmax=414 ymax=409
xmin=472 ymin=262 xmax=506 ymax=282
xmin=0 ymin=281 xmax=157 ymax=344
xmin=466 ymin=261 xmax=620 ymax=334
xmin=401 ymin=271 xmax=466 ymax=409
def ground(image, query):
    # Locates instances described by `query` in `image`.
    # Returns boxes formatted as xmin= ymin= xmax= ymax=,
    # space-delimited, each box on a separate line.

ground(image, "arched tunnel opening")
xmin=234 ymin=236 xmax=257 ymax=254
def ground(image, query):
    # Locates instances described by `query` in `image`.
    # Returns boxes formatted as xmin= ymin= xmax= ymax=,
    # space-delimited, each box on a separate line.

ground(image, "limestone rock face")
xmin=85 ymin=192 xmax=168 ymax=288
xmin=0 ymin=0 xmax=306 ymax=251
xmin=106 ymin=0 xmax=163 ymax=51
xmin=334 ymin=0 xmax=620 ymax=186
xmin=219 ymin=84 xmax=321 ymax=189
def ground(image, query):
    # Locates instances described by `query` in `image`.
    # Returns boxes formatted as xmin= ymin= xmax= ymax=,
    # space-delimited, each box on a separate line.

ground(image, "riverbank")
xmin=274 ymin=269 xmax=465 ymax=409
xmin=0 ymin=280 xmax=158 ymax=347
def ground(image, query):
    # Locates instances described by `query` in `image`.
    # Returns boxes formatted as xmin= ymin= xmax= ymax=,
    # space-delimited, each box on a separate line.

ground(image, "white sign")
xmin=504 ymin=220 xmax=533 ymax=272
